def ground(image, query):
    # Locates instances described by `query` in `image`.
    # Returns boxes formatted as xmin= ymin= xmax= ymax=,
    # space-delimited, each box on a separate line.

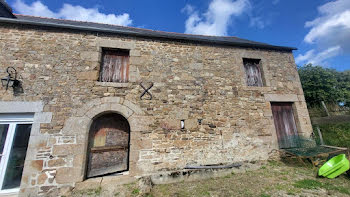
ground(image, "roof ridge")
xmin=13 ymin=14 xmax=254 ymax=40
xmin=1 ymin=15 xmax=296 ymax=51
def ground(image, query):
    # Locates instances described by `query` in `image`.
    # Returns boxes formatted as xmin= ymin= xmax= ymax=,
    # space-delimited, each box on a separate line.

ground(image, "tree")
xmin=298 ymin=64 xmax=344 ymax=107
xmin=336 ymin=70 xmax=350 ymax=107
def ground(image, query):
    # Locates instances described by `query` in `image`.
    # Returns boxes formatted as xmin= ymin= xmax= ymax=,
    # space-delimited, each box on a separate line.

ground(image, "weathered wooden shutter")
xmin=100 ymin=50 xmax=129 ymax=83
xmin=243 ymin=59 xmax=263 ymax=87
xmin=271 ymin=103 xmax=299 ymax=149
xmin=87 ymin=114 xmax=130 ymax=178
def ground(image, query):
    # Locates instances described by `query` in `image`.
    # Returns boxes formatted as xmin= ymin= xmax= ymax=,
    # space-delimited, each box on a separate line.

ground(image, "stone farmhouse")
xmin=0 ymin=1 xmax=312 ymax=196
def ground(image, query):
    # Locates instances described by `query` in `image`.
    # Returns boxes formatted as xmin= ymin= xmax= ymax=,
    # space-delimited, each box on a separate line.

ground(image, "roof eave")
xmin=0 ymin=17 xmax=297 ymax=51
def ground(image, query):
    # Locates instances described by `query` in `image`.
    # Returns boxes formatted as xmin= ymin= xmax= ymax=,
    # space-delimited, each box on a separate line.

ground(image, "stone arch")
xmin=86 ymin=112 xmax=131 ymax=178
xmin=59 ymin=97 xmax=145 ymax=182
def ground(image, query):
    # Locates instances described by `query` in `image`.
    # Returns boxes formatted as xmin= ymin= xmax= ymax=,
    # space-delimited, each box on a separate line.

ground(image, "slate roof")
xmin=0 ymin=14 xmax=297 ymax=51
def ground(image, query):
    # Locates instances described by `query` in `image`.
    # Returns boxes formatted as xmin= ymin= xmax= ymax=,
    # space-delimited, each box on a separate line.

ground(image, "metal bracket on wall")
xmin=140 ymin=82 xmax=153 ymax=100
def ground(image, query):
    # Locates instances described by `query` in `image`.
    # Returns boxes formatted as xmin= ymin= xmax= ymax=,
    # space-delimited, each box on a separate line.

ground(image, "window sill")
xmin=242 ymin=86 xmax=272 ymax=91
xmin=95 ymin=82 xmax=131 ymax=88
xmin=0 ymin=188 xmax=19 ymax=197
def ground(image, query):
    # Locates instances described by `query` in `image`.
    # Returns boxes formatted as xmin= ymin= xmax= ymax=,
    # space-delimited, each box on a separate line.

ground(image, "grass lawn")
xmin=314 ymin=122 xmax=350 ymax=148
xmin=149 ymin=161 xmax=350 ymax=197
xmin=73 ymin=160 xmax=350 ymax=197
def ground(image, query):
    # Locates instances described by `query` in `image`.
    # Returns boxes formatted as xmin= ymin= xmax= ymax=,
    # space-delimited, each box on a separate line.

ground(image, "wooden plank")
xmin=316 ymin=126 xmax=324 ymax=145
xmin=243 ymin=59 xmax=263 ymax=87
xmin=100 ymin=50 xmax=129 ymax=83
xmin=91 ymin=145 xmax=128 ymax=153
xmin=321 ymin=101 xmax=330 ymax=117
xmin=320 ymin=145 xmax=348 ymax=150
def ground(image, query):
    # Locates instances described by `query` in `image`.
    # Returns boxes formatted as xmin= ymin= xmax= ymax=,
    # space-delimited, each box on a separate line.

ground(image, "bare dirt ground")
xmin=71 ymin=160 xmax=350 ymax=197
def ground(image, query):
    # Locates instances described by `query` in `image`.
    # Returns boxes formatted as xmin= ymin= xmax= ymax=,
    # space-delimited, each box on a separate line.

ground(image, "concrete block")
xmin=34 ymin=112 xmax=52 ymax=123
xmin=0 ymin=101 xmax=43 ymax=113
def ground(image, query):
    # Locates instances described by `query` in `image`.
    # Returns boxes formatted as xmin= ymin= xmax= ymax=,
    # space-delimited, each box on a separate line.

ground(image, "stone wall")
xmin=0 ymin=24 xmax=313 ymax=196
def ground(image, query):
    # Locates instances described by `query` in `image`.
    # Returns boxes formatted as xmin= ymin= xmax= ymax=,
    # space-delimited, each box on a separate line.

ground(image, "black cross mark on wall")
xmin=140 ymin=82 xmax=154 ymax=100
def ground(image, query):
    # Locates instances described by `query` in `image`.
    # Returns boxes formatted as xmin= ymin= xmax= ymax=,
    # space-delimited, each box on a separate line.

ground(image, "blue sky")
xmin=6 ymin=0 xmax=350 ymax=71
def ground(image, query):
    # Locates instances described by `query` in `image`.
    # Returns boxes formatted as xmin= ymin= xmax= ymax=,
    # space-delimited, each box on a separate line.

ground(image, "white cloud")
xmin=295 ymin=49 xmax=315 ymax=64
xmin=295 ymin=46 xmax=342 ymax=65
xmin=183 ymin=0 xmax=251 ymax=36
xmin=297 ymin=0 xmax=350 ymax=66
xmin=12 ymin=0 xmax=132 ymax=26
xmin=249 ymin=16 xmax=265 ymax=29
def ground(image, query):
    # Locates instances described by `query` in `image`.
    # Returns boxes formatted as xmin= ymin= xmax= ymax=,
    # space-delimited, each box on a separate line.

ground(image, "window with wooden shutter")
xmin=243 ymin=58 xmax=263 ymax=87
xmin=100 ymin=49 xmax=129 ymax=83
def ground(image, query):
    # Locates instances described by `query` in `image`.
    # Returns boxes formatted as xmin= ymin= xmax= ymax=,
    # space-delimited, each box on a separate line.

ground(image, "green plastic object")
xmin=318 ymin=154 xmax=350 ymax=179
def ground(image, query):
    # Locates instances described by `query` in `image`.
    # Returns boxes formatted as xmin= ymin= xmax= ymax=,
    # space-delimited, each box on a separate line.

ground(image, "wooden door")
xmin=87 ymin=114 xmax=130 ymax=178
xmin=271 ymin=103 xmax=299 ymax=149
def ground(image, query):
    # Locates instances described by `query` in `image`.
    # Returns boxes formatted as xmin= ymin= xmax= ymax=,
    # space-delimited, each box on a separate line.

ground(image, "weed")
xmin=200 ymin=191 xmax=211 ymax=196
xmin=132 ymin=188 xmax=140 ymax=195
xmin=294 ymin=179 xmax=323 ymax=189
xmin=294 ymin=179 xmax=350 ymax=195
xmin=82 ymin=186 xmax=102 ymax=196
xmin=268 ymin=160 xmax=280 ymax=167
xmin=260 ymin=194 xmax=270 ymax=197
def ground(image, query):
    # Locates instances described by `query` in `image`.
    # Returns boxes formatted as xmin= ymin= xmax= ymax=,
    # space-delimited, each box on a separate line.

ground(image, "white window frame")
xmin=0 ymin=114 xmax=33 ymax=194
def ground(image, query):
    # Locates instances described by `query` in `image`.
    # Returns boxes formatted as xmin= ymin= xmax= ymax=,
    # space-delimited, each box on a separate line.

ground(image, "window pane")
xmin=2 ymin=124 xmax=31 ymax=190
xmin=0 ymin=124 xmax=9 ymax=163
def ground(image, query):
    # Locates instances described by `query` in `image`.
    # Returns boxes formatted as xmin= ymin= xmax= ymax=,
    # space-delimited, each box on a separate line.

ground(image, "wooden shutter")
xmin=100 ymin=50 xmax=129 ymax=83
xmin=243 ymin=59 xmax=263 ymax=87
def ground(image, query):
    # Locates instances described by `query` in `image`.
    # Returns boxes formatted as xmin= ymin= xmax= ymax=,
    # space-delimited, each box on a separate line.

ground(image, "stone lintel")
xmin=264 ymin=94 xmax=298 ymax=102
xmin=0 ymin=101 xmax=43 ymax=113
xmin=97 ymin=39 xmax=135 ymax=50
xmin=95 ymin=81 xmax=131 ymax=88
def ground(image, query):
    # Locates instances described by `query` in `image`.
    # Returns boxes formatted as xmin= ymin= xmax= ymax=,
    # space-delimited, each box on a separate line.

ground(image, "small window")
xmin=100 ymin=49 xmax=129 ymax=83
xmin=243 ymin=58 xmax=263 ymax=87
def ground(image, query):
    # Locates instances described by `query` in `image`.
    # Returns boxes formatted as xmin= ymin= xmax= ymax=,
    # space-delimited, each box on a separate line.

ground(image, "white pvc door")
xmin=0 ymin=114 xmax=33 ymax=193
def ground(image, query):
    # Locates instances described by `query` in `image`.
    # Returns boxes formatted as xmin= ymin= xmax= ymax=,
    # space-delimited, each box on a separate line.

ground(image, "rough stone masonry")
xmin=0 ymin=14 xmax=312 ymax=196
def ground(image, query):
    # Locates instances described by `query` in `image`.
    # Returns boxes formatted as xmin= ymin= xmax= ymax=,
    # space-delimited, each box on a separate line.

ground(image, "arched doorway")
xmin=86 ymin=113 xmax=130 ymax=178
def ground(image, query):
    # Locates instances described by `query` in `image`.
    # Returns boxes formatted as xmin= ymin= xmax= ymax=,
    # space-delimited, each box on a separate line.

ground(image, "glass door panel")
xmin=1 ymin=124 xmax=31 ymax=190
xmin=0 ymin=124 xmax=9 ymax=164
